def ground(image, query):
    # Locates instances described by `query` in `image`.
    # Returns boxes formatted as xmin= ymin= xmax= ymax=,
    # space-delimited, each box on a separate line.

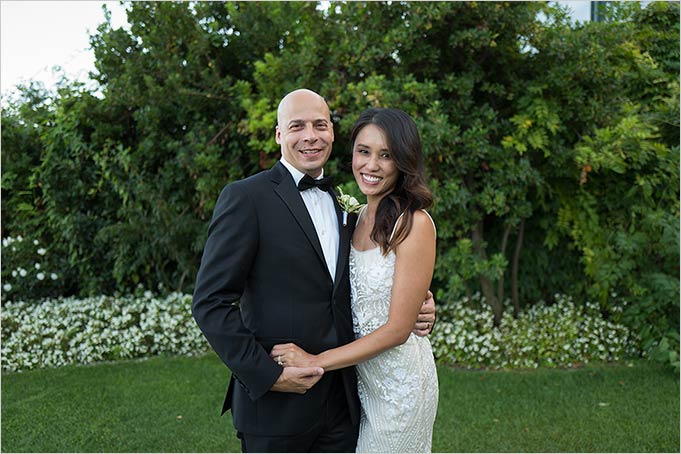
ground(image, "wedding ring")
xmin=277 ymin=355 xmax=283 ymax=366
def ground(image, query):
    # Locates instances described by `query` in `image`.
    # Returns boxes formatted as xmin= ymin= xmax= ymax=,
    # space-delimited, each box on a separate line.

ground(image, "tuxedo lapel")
xmin=271 ymin=163 xmax=329 ymax=278
xmin=331 ymin=189 xmax=352 ymax=293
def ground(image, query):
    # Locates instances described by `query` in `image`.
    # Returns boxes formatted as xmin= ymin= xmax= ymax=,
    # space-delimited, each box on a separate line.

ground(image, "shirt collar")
xmin=280 ymin=157 xmax=325 ymax=185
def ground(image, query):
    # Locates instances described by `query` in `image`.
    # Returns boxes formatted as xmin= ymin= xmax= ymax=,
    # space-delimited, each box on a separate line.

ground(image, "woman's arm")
xmin=271 ymin=211 xmax=436 ymax=371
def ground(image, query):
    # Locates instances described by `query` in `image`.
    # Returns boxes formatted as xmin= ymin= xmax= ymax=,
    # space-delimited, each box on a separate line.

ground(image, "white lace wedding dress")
xmin=350 ymin=211 xmax=439 ymax=453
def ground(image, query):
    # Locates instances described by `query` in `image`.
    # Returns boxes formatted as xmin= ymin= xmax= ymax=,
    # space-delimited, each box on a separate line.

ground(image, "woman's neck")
xmin=363 ymin=197 xmax=383 ymax=224
xmin=365 ymin=192 xmax=390 ymax=217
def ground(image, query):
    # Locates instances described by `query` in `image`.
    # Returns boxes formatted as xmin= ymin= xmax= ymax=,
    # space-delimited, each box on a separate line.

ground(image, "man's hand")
xmin=270 ymin=366 xmax=324 ymax=394
xmin=413 ymin=290 xmax=436 ymax=337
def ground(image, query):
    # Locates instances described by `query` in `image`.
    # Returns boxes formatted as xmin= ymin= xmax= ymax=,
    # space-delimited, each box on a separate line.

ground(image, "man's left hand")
xmin=413 ymin=290 xmax=436 ymax=337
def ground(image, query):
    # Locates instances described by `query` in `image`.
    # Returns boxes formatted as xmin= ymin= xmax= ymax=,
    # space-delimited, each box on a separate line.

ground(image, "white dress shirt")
xmin=280 ymin=158 xmax=340 ymax=281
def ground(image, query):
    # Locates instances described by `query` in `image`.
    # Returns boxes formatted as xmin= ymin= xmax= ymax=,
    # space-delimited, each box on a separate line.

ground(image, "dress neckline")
xmin=350 ymin=243 xmax=379 ymax=253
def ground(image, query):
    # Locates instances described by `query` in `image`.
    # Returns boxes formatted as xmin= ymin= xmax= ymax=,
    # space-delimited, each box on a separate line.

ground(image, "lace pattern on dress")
xmin=349 ymin=208 xmax=438 ymax=453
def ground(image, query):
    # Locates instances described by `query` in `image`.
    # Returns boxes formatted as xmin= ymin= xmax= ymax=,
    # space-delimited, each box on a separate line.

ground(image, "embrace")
xmin=192 ymin=89 xmax=439 ymax=453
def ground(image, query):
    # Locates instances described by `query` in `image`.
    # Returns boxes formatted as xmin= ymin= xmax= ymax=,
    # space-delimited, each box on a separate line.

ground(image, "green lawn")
xmin=2 ymin=354 xmax=678 ymax=452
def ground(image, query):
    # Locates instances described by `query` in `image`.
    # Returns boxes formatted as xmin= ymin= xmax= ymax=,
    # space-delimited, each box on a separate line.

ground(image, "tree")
xmin=2 ymin=1 xmax=678 ymax=369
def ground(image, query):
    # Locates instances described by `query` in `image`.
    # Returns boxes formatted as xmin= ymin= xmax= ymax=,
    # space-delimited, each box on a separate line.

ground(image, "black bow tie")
xmin=298 ymin=174 xmax=334 ymax=192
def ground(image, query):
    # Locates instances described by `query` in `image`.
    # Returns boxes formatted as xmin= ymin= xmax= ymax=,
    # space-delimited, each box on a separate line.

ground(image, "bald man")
xmin=192 ymin=89 xmax=435 ymax=452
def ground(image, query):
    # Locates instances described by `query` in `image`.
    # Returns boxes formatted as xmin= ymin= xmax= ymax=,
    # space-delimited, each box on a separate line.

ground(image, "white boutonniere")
xmin=336 ymin=186 xmax=364 ymax=226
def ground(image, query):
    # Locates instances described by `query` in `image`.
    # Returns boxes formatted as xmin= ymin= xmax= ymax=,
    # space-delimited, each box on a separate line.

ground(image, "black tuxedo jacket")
xmin=192 ymin=162 xmax=360 ymax=436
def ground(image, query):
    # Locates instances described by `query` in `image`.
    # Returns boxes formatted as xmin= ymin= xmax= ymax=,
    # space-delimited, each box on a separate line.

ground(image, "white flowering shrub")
xmin=1 ymin=289 xmax=639 ymax=373
xmin=1 ymin=292 xmax=209 ymax=372
xmin=431 ymin=293 xmax=639 ymax=369
xmin=1 ymin=236 xmax=64 ymax=304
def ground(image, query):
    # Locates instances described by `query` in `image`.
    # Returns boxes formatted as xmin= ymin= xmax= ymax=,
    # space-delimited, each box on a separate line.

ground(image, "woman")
xmin=271 ymin=108 xmax=438 ymax=453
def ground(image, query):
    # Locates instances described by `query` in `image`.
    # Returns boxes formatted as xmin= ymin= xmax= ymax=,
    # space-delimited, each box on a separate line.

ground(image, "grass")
xmin=1 ymin=354 xmax=678 ymax=453
xmin=434 ymin=362 xmax=679 ymax=452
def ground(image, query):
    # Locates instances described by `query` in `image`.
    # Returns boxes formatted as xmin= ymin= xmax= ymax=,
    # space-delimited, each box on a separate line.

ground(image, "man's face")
xmin=276 ymin=90 xmax=334 ymax=178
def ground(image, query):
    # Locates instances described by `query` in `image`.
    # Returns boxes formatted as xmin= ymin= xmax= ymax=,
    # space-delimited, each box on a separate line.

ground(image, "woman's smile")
xmin=361 ymin=173 xmax=383 ymax=184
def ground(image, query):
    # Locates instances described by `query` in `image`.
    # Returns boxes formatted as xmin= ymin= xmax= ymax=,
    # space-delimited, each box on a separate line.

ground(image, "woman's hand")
xmin=270 ymin=343 xmax=319 ymax=368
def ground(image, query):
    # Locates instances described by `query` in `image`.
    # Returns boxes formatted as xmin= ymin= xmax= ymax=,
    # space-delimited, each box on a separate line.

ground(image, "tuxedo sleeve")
xmin=192 ymin=182 xmax=282 ymax=401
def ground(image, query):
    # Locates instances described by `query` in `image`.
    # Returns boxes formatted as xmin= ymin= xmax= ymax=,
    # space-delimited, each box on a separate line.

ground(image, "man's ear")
xmin=275 ymin=125 xmax=282 ymax=144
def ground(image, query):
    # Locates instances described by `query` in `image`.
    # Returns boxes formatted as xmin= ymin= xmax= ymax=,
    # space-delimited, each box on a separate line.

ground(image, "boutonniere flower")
xmin=337 ymin=186 xmax=364 ymax=226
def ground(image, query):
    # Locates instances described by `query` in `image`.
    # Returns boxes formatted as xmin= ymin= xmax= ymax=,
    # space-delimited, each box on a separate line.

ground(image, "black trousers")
xmin=237 ymin=374 xmax=358 ymax=453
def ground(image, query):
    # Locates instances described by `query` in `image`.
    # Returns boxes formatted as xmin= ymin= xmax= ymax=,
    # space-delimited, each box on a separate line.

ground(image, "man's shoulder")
xmin=223 ymin=166 xmax=279 ymax=193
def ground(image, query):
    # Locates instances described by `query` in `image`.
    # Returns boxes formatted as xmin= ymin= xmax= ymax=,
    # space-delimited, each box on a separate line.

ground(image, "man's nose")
xmin=302 ymin=124 xmax=318 ymax=142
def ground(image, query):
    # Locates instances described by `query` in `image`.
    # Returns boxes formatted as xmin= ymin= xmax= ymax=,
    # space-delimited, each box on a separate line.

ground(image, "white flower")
xmin=33 ymin=240 xmax=39 ymax=245
xmin=51 ymin=273 xmax=58 ymax=280
xmin=11 ymin=270 xmax=17 ymax=277
xmin=2 ymin=239 xmax=8 ymax=247
xmin=37 ymin=273 xmax=45 ymax=281
xmin=37 ymin=248 xmax=47 ymax=256
xmin=144 ymin=290 xmax=153 ymax=298
xmin=35 ymin=263 xmax=41 ymax=270
xmin=336 ymin=186 xmax=364 ymax=214
xmin=3 ymin=284 xmax=11 ymax=292
xmin=19 ymin=269 xmax=27 ymax=277
xmin=17 ymin=235 xmax=23 ymax=242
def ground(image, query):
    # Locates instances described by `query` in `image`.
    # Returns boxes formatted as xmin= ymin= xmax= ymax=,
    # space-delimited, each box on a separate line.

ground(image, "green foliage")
xmin=1 ymin=291 xmax=207 ymax=372
xmin=1 ymin=236 xmax=70 ymax=303
xmin=1 ymin=83 xmax=53 ymax=236
xmin=431 ymin=293 xmax=637 ymax=369
xmin=1 ymin=1 xmax=678 ymax=369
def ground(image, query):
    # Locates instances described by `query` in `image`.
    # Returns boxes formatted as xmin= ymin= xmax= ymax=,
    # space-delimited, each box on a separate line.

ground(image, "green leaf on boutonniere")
xmin=336 ymin=186 xmax=364 ymax=214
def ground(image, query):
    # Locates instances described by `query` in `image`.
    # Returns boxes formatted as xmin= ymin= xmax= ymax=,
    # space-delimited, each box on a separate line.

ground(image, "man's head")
xmin=276 ymin=89 xmax=334 ymax=178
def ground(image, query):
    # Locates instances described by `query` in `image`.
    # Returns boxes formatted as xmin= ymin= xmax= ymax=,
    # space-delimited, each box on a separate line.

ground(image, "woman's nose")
xmin=365 ymin=154 xmax=380 ymax=170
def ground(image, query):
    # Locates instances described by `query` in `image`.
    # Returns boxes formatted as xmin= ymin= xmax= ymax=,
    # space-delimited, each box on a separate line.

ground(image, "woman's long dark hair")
xmin=350 ymin=108 xmax=433 ymax=255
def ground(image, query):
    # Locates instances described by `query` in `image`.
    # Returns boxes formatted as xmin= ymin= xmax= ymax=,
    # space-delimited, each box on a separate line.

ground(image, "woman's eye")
xmin=381 ymin=153 xmax=391 ymax=159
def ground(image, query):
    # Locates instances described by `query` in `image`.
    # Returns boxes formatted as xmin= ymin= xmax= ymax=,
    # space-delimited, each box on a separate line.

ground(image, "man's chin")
xmin=300 ymin=159 xmax=328 ymax=174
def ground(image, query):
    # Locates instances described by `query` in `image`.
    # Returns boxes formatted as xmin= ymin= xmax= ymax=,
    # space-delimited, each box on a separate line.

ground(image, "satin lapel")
xmin=332 ymin=189 xmax=351 ymax=292
xmin=271 ymin=163 xmax=329 ymax=277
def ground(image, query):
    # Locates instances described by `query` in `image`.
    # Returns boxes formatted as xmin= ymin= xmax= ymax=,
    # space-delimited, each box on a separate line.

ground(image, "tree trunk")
xmin=472 ymin=219 xmax=502 ymax=325
xmin=497 ymin=223 xmax=512 ymax=309
xmin=511 ymin=218 xmax=526 ymax=317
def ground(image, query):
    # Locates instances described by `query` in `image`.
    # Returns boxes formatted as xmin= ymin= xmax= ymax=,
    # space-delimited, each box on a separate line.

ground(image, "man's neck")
xmin=280 ymin=156 xmax=324 ymax=181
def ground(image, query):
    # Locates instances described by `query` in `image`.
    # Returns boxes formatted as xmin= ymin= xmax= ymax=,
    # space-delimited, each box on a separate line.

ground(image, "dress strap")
xmin=356 ymin=205 xmax=368 ymax=226
xmin=389 ymin=212 xmax=406 ymax=242
xmin=389 ymin=210 xmax=436 ymax=242
xmin=421 ymin=209 xmax=437 ymax=235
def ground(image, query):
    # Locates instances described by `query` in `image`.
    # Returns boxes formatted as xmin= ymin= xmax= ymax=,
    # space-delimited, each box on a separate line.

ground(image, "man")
xmin=192 ymin=89 xmax=435 ymax=452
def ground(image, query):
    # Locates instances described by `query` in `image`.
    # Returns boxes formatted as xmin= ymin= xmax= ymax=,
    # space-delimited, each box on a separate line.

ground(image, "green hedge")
xmin=431 ymin=293 xmax=638 ymax=369
xmin=2 ymin=291 xmax=637 ymax=373
xmin=1 ymin=2 xmax=678 ymax=369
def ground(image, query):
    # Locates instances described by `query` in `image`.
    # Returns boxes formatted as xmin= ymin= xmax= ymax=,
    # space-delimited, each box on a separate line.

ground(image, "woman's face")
xmin=352 ymin=124 xmax=400 ymax=200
